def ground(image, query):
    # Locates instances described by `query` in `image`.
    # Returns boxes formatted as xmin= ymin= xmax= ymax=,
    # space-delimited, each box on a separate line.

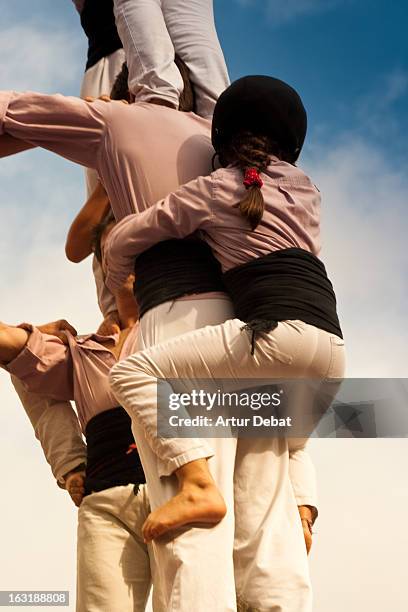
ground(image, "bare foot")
xmin=142 ymin=483 xmax=226 ymax=542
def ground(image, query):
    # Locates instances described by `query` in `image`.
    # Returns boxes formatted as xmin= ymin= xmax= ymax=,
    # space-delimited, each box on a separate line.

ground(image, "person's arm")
xmin=105 ymin=173 xmax=214 ymax=291
xmin=0 ymin=323 xmax=29 ymax=363
xmin=11 ymin=376 xmax=87 ymax=488
xmin=0 ymin=133 xmax=36 ymax=157
xmin=65 ymin=182 xmax=111 ymax=263
xmin=1 ymin=323 xmax=74 ymax=400
xmin=0 ymin=91 xmax=108 ymax=169
xmin=288 ymin=438 xmax=318 ymax=555
xmin=64 ymin=182 xmax=120 ymax=330
xmin=93 ymin=256 xmax=121 ymax=333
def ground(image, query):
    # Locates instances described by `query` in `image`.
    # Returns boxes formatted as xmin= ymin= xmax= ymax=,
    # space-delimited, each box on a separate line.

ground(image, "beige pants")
xmin=113 ymin=0 xmax=230 ymax=118
xmin=111 ymin=299 xmax=345 ymax=611
xmin=11 ymin=376 xmax=86 ymax=484
xmin=77 ymin=483 xmax=166 ymax=612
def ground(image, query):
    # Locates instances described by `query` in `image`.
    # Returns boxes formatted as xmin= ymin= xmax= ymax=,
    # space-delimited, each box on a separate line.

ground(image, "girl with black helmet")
xmin=105 ymin=74 xmax=345 ymax=595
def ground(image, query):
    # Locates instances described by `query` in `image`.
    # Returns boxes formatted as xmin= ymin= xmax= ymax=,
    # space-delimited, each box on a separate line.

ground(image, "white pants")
xmin=113 ymin=0 xmax=230 ymax=118
xmin=112 ymin=300 xmax=340 ymax=611
xmin=77 ymin=484 xmax=165 ymax=612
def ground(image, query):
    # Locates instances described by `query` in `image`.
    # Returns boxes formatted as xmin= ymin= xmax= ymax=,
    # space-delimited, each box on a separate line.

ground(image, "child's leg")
xmin=162 ymin=0 xmax=230 ymax=118
xmin=113 ymin=0 xmax=183 ymax=108
xmin=142 ymin=457 xmax=227 ymax=541
xmin=134 ymin=297 xmax=238 ymax=611
xmin=109 ymin=319 xmax=337 ymax=538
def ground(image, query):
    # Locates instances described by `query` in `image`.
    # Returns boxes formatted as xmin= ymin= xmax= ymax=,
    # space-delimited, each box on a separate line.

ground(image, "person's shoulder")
xmin=211 ymin=165 xmax=243 ymax=182
xmin=209 ymin=166 xmax=247 ymax=204
xmin=266 ymin=157 xmax=316 ymax=188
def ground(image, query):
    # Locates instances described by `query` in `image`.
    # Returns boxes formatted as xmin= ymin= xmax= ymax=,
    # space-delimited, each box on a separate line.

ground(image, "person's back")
xmin=99 ymin=101 xmax=213 ymax=215
xmin=0 ymin=90 xmax=214 ymax=221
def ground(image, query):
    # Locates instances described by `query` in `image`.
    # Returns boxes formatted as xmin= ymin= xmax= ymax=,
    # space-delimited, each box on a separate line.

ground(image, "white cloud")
xmin=355 ymin=68 xmax=408 ymax=142
xmin=0 ymin=24 xmax=84 ymax=93
xmin=304 ymin=136 xmax=408 ymax=377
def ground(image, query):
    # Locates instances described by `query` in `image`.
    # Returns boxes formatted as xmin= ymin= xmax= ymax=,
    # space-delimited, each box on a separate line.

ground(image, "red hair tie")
xmin=243 ymin=167 xmax=263 ymax=189
xmin=126 ymin=443 xmax=138 ymax=455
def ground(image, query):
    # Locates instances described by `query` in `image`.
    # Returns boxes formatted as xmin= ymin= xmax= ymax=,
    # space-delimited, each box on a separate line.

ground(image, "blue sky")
xmin=3 ymin=0 xmax=408 ymax=162
xmin=220 ymin=0 xmax=408 ymax=162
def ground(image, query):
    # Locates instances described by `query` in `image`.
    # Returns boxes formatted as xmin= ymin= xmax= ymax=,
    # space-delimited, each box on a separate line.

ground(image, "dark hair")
xmin=110 ymin=58 xmax=195 ymax=112
xmin=219 ymin=131 xmax=276 ymax=230
xmin=110 ymin=63 xmax=131 ymax=101
xmin=174 ymin=55 xmax=196 ymax=113
xmin=91 ymin=209 xmax=115 ymax=263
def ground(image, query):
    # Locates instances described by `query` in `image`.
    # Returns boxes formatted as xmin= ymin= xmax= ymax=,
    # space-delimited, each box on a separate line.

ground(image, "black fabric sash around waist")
xmin=223 ymin=248 xmax=343 ymax=352
xmin=81 ymin=0 xmax=123 ymax=70
xmin=134 ymin=239 xmax=226 ymax=318
xmin=84 ymin=406 xmax=145 ymax=496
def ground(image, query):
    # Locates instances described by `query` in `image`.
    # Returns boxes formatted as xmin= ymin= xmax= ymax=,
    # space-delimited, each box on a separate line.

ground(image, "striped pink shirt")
xmin=0 ymin=91 xmax=213 ymax=221
xmin=5 ymin=325 xmax=140 ymax=431
xmin=105 ymin=160 xmax=321 ymax=291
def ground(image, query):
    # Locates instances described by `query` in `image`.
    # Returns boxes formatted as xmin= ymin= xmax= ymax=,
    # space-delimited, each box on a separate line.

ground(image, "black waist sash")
xmin=223 ymin=248 xmax=342 ymax=352
xmin=84 ymin=407 xmax=145 ymax=496
xmin=134 ymin=239 xmax=226 ymax=318
xmin=81 ymin=0 xmax=123 ymax=70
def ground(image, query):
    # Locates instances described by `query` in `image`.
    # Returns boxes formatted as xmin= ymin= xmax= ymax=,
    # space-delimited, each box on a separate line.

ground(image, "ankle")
xmin=175 ymin=459 xmax=214 ymax=489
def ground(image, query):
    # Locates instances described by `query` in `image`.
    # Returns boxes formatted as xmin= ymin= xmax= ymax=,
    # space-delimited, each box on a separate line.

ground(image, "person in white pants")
xmin=105 ymin=76 xmax=346 ymax=612
xmin=113 ymin=0 xmax=230 ymax=118
xmin=133 ymin=297 xmax=318 ymax=612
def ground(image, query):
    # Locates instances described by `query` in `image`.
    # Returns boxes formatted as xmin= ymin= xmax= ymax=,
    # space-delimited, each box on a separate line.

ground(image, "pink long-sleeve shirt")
xmin=5 ymin=325 xmax=140 ymax=431
xmin=0 ymin=91 xmax=213 ymax=221
xmin=0 ymin=90 xmax=215 ymax=315
xmin=105 ymin=160 xmax=321 ymax=291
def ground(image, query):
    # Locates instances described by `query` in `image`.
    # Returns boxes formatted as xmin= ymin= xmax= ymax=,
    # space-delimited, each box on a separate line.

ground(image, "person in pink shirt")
xmin=0 ymin=72 xmax=320 ymax=610
xmin=0 ymin=219 xmax=161 ymax=611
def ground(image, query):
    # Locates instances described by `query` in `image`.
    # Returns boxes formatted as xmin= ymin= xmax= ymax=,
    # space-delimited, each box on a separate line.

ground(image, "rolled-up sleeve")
xmin=5 ymin=326 xmax=74 ymax=401
xmin=0 ymin=90 xmax=109 ymax=169
xmin=105 ymin=174 xmax=214 ymax=291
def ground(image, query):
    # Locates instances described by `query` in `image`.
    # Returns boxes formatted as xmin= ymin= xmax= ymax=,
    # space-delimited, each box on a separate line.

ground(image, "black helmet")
xmin=212 ymin=75 xmax=307 ymax=163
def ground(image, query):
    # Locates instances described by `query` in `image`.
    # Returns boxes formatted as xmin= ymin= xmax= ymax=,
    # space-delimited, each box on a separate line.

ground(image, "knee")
xmin=109 ymin=352 xmax=153 ymax=391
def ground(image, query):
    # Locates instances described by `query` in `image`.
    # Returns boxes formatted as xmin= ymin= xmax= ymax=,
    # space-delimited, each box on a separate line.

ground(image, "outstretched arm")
xmin=0 ymin=133 xmax=35 ymax=158
xmin=105 ymin=173 xmax=214 ymax=291
xmin=0 ymin=91 xmax=108 ymax=169
xmin=1 ymin=322 xmax=74 ymax=400
xmin=0 ymin=323 xmax=29 ymax=363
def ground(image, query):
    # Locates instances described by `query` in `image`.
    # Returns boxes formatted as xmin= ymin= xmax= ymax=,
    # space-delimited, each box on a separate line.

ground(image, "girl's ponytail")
xmin=221 ymin=132 xmax=271 ymax=230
